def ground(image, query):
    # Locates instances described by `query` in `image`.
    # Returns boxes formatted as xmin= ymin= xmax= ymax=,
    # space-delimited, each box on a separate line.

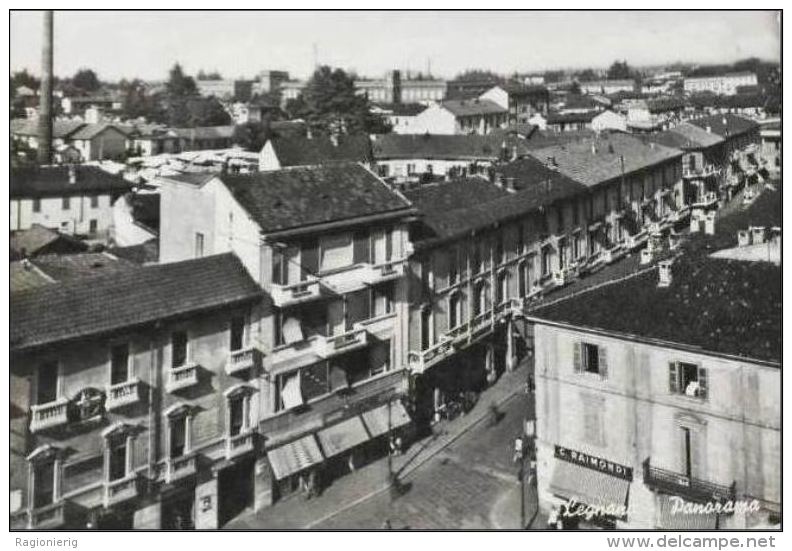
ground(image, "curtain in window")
xmin=320 ymin=234 xmax=353 ymax=271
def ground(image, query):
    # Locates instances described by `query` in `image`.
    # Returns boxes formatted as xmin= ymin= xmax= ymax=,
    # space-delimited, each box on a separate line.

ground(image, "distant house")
xmin=371 ymin=103 xmax=428 ymax=134
xmin=407 ymin=99 xmax=508 ymax=135
xmin=11 ymin=119 xmax=130 ymax=161
xmin=530 ymin=110 xmax=599 ymax=132
xmin=10 ymin=165 xmax=133 ymax=237
xmin=258 ymin=134 xmax=372 ymax=171
xmin=61 ymin=94 xmax=122 ymax=115
xmin=683 ymin=72 xmax=758 ymax=96
xmin=479 ymin=83 xmax=550 ymax=124
xmin=127 ymin=124 xmax=179 ymax=157
xmin=10 ymin=224 xmax=88 ymax=260
xmin=170 ymin=126 xmax=237 ymax=151
xmin=579 ymin=79 xmax=636 ymax=95
xmin=591 ymin=110 xmax=627 ymax=132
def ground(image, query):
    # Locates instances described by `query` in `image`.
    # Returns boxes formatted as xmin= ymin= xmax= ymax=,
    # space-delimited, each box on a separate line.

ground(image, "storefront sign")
xmin=554 ymin=445 xmax=633 ymax=481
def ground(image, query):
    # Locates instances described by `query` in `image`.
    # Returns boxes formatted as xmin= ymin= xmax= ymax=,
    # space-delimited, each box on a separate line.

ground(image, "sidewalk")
xmin=225 ymin=362 xmax=530 ymax=529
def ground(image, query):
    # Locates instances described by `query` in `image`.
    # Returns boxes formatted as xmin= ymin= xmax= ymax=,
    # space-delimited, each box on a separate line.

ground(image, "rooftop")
xmin=69 ymin=123 xmax=130 ymax=140
xmin=10 ymin=253 xmax=262 ymax=351
xmin=267 ymin=134 xmax=372 ymax=167
xmin=527 ymin=132 xmax=683 ymax=188
xmin=170 ymin=125 xmax=236 ymax=140
xmin=646 ymin=122 xmax=725 ymax=151
xmin=441 ymin=98 xmax=507 ymax=117
xmin=170 ymin=163 xmax=414 ymax=234
xmin=30 ymin=252 xmax=139 ymax=284
xmin=11 ymin=118 xmax=86 ymax=139
xmin=10 ymin=225 xmax=88 ymax=259
xmin=371 ymin=133 xmax=529 ymax=161
xmin=545 ymin=110 xmax=599 ymax=124
xmin=10 ymin=165 xmax=133 ymax=199
xmin=687 ymin=114 xmax=759 ymax=139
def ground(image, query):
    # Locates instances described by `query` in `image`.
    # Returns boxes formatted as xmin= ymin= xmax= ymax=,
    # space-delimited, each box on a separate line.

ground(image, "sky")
xmin=10 ymin=10 xmax=781 ymax=82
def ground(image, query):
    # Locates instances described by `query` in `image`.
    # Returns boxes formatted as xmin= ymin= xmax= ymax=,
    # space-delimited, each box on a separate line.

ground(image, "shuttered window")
xmin=320 ymin=233 xmax=353 ymax=272
xmin=669 ymin=361 xmax=708 ymax=400
xmin=574 ymin=342 xmax=607 ymax=379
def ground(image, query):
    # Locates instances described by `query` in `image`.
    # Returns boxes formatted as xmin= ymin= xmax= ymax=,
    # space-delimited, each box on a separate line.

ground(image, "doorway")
xmin=218 ymin=457 xmax=255 ymax=526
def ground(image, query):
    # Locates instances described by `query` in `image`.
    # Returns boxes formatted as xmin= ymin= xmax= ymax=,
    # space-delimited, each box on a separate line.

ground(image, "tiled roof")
xmin=372 ymin=134 xmax=530 ymax=161
xmin=645 ymin=122 xmax=725 ymax=151
xmin=498 ymin=82 xmax=549 ymax=97
xmin=527 ymin=132 xmax=683 ymax=188
xmin=11 ymin=118 xmax=86 ymax=139
xmin=687 ymin=114 xmax=759 ymax=138
xmin=108 ymin=239 xmax=160 ymax=265
xmin=532 ymin=253 xmax=780 ymax=364
xmin=441 ymin=98 xmax=507 ymax=117
xmin=373 ymin=103 xmax=428 ymax=116
xmin=268 ymin=134 xmax=372 ymax=167
xmin=10 ymin=165 xmax=133 ymax=199
xmin=10 ymin=253 xmax=262 ymax=351
xmin=69 ymin=123 xmax=131 ymax=140
xmin=219 ymin=163 xmax=414 ymax=233
xmin=31 ymin=252 xmax=139 ymax=283
xmin=170 ymin=126 xmax=236 ymax=140
xmin=522 ymin=129 xmax=598 ymax=150
xmin=403 ymin=177 xmax=511 ymax=216
xmin=10 ymin=261 xmax=55 ymax=292
xmin=10 ymin=225 xmax=88 ymax=259
xmin=545 ymin=110 xmax=598 ymax=124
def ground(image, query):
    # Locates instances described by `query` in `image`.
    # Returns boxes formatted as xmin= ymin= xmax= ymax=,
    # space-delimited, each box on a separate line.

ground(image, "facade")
xmin=759 ymin=122 xmax=781 ymax=176
xmin=9 ymin=254 xmax=266 ymax=530
xmin=355 ymin=71 xmax=446 ymax=104
xmin=408 ymin=99 xmax=509 ymax=135
xmin=579 ymin=80 xmax=636 ymax=95
xmin=254 ymin=70 xmax=290 ymax=95
xmin=683 ymin=72 xmax=759 ymax=96
xmin=158 ymin=163 xmax=419 ymax=513
xmin=529 ymin=193 xmax=781 ymax=529
xmin=61 ymin=95 xmax=122 ymax=115
xmin=10 ymin=165 xmax=133 ymax=238
xmin=479 ymin=84 xmax=550 ymax=124
xmin=370 ymin=103 xmax=428 ymax=134
xmin=69 ymin=124 xmax=130 ymax=162
xmin=591 ymin=110 xmax=627 ymax=132
xmin=279 ymin=80 xmax=308 ymax=107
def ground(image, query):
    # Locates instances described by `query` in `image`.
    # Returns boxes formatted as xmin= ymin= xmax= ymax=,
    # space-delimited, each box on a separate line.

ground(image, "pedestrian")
xmin=547 ymin=508 xmax=559 ymax=530
xmin=513 ymin=436 xmax=524 ymax=463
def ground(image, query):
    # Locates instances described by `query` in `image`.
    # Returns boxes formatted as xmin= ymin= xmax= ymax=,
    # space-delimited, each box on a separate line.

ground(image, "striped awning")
xmin=267 ymin=435 xmax=324 ymax=480
xmin=657 ymin=494 xmax=718 ymax=530
xmin=548 ymin=459 xmax=630 ymax=511
xmin=317 ymin=416 xmax=370 ymax=458
xmin=360 ymin=401 xmax=412 ymax=438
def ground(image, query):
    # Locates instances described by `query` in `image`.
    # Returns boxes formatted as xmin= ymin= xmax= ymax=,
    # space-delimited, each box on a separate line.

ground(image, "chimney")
xmin=737 ymin=229 xmax=751 ymax=247
xmin=330 ymin=133 xmax=339 ymax=148
xmin=37 ymin=10 xmax=54 ymax=165
xmin=658 ymin=259 xmax=673 ymax=287
xmin=68 ymin=165 xmax=77 ymax=184
xmin=705 ymin=125 xmax=712 ymax=133
xmin=591 ymin=144 xmax=597 ymax=155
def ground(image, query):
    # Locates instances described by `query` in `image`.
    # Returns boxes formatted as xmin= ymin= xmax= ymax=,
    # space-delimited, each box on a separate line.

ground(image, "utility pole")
xmin=37 ymin=10 xmax=54 ymax=165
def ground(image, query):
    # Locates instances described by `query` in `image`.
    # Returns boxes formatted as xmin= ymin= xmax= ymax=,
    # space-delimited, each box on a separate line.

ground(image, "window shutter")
xmin=698 ymin=367 xmax=708 ymax=400
xmin=669 ymin=362 xmax=678 ymax=393
xmin=573 ymin=342 xmax=582 ymax=373
xmin=598 ymin=346 xmax=608 ymax=379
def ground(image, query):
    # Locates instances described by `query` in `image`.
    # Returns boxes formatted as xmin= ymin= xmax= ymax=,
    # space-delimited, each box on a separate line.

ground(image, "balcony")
xmin=318 ymin=327 xmax=368 ymax=359
xmin=407 ymin=338 xmax=454 ymax=374
xmin=551 ymin=270 xmax=567 ymax=287
xmin=166 ymin=363 xmax=199 ymax=393
xmin=271 ymin=278 xmax=322 ymax=308
xmin=692 ymin=191 xmax=718 ymax=210
xmin=166 ymin=454 xmax=197 ymax=484
xmin=29 ymin=501 xmax=68 ymax=529
xmin=30 ymin=398 xmax=69 ymax=433
xmin=643 ymin=458 xmax=736 ymax=505
xmin=624 ymin=229 xmax=649 ymax=250
xmin=106 ymin=378 xmax=142 ymax=410
xmin=446 ymin=322 xmax=470 ymax=345
xmin=105 ymin=474 xmax=139 ymax=507
xmin=363 ymin=259 xmax=407 ymax=284
xmin=226 ymin=346 xmax=260 ymax=376
xmin=226 ymin=430 xmax=256 ymax=460
xmin=683 ymin=166 xmax=719 ymax=180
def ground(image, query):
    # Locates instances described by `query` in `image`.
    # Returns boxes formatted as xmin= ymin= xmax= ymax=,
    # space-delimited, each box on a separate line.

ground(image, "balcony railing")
xmin=692 ymin=191 xmax=718 ymax=209
xmin=643 ymin=458 xmax=736 ymax=505
xmin=446 ymin=322 xmax=470 ymax=344
xmin=106 ymin=378 xmax=142 ymax=410
xmin=364 ymin=259 xmax=407 ymax=284
xmin=166 ymin=363 xmax=199 ymax=393
xmin=30 ymin=398 xmax=69 ymax=433
xmin=226 ymin=430 xmax=256 ymax=460
xmin=105 ymin=474 xmax=138 ymax=506
xmin=29 ymin=501 xmax=67 ymax=529
xmin=470 ymin=311 xmax=493 ymax=334
xmin=226 ymin=346 xmax=259 ymax=375
xmin=166 ymin=454 xmax=197 ymax=483
xmin=319 ymin=327 xmax=368 ymax=358
xmin=271 ymin=278 xmax=321 ymax=307
xmin=407 ymin=338 xmax=454 ymax=374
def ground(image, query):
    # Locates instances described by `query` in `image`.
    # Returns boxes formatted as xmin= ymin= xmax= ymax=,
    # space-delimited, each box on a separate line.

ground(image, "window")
xmin=373 ymin=283 xmax=394 ymax=316
xmin=89 ymin=219 xmax=97 ymax=234
xmin=495 ymin=235 xmax=505 ymax=265
xmin=669 ymin=362 xmax=708 ymax=399
xmin=62 ymin=197 xmax=70 ymax=210
xmin=541 ymin=246 xmax=551 ymax=277
xmin=37 ymin=362 xmax=58 ymax=405
xmin=369 ymin=339 xmax=391 ymax=375
xmin=517 ymin=225 xmax=525 ymax=255
xmin=228 ymin=396 xmax=246 ymax=436
xmin=448 ymin=293 xmax=461 ymax=329
xmin=352 ymin=229 xmax=371 ymax=264
xmin=497 ymin=271 xmax=509 ymax=304
xmin=107 ymin=434 xmax=128 ymax=482
xmin=194 ymin=232 xmax=204 ymax=258
xmin=572 ymin=233 xmax=581 ymax=260
xmin=448 ymin=248 xmax=459 ymax=285
xmin=573 ymin=342 xmax=608 ymax=378
xmin=90 ymin=195 xmax=99 ymax=208
xmin=32 ymin=198 xmax=41 ymax=213
xmin=110 ymin=343 xmax=130 ymax=385
xmin=420 ymin=307 xmax=432 ymax=350
xmin=230 ymin=316 xmax=245 ymax=352
xmin=172 ymin=331 xmax=188 ymax=368
xmin=272 ymin=247 xmax=286 ymax=285
xmin=518 ymin=261 xmax=527 ymax=297
xmin=384 ymin=228 xmax=394 ymax=261
xmin=169 ymin=416 xmax=188 ymax=458
xmin=319 ymin=233 xmax=353 ymax=271
xmin=33 ymin=460 xmax=56 ymax=508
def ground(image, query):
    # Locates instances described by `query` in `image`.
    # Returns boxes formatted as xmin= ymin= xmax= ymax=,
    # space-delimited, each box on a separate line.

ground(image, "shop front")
xmin=546 ymin=445 xmax=632 ymax=529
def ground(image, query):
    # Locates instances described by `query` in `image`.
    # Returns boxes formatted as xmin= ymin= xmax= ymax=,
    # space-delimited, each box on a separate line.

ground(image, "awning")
xmin=281 ymin=372 xmax=303 ymax=409
xmin=548 ymin=459 xmax=630 ymax=511
xmin=317 ymin=416 xmax=370 ymax=458
xmin=657 ymin=494 xmax=718 ymax=530
xmin=361 ymin=401 xmax=412 ymax=438
xmin=267 ymin=435 xmax=324 ymax=480
xmin=282 ymin=317 xmax=304 ymax=344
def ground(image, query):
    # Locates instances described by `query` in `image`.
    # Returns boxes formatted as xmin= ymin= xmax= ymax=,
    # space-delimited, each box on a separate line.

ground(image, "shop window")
xmin=110 ymin=343 xmax=130 ymax=385
xmin=33 ymin=460 xmax=56 ymax=508
xmin=669 ymin=362 xmax=708 ymax=399
xmin=573 ymin=342 xmax=608 ymax=378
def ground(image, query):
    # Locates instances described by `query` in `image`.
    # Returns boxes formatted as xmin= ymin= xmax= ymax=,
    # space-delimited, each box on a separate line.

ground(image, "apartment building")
xmin=158 ymin=163 xmax=418 ymax=509
xmin=479 ymin=83 xmax=551 ymax=124
xmin=10 ymin=254 xmax=265 ymax=529
xmin=10 ymin=165 xmax=133 ymax=238
xmin=408 ymin=99 xmax=509 ymax=135
xmin=528 ymin=187 xmax=781 ymax=529
xmin=683 ymin=72 xmax=758 ymax=96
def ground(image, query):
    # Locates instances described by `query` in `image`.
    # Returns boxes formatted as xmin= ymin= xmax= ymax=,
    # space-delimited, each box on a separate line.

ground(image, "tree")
xmin=233 ymin=120 xmax=275 ymax=152
xmin=453 ymin=69 xmax=503 ymax=83
xmin=119 ymin=78 xmax=165 ymax=122
xmin=607 ymin=60 xmax=633 ymax=80
xmin=569 ymin=81 xmax=582 ymax=95
xmin=165 ymin=96 xmax=231 ymax=127
xmin=11 ymin=69 xmax=40 ymax=91
xmin=575 ymin=68 xmax=598 ymax=82
xmin=165 ymin=63 xmax=197 ymax=97
xmin=72 ymin=68 xmax=101 ymax=92
xmin=286 ymin=65 xmax=390 ymax=135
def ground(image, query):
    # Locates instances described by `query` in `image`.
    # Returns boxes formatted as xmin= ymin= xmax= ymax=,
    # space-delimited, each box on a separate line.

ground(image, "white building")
xmin=406 ymin=99 xmax=508 ymax=135
xmin=683 ymin=72 xmax=758 ymax=96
